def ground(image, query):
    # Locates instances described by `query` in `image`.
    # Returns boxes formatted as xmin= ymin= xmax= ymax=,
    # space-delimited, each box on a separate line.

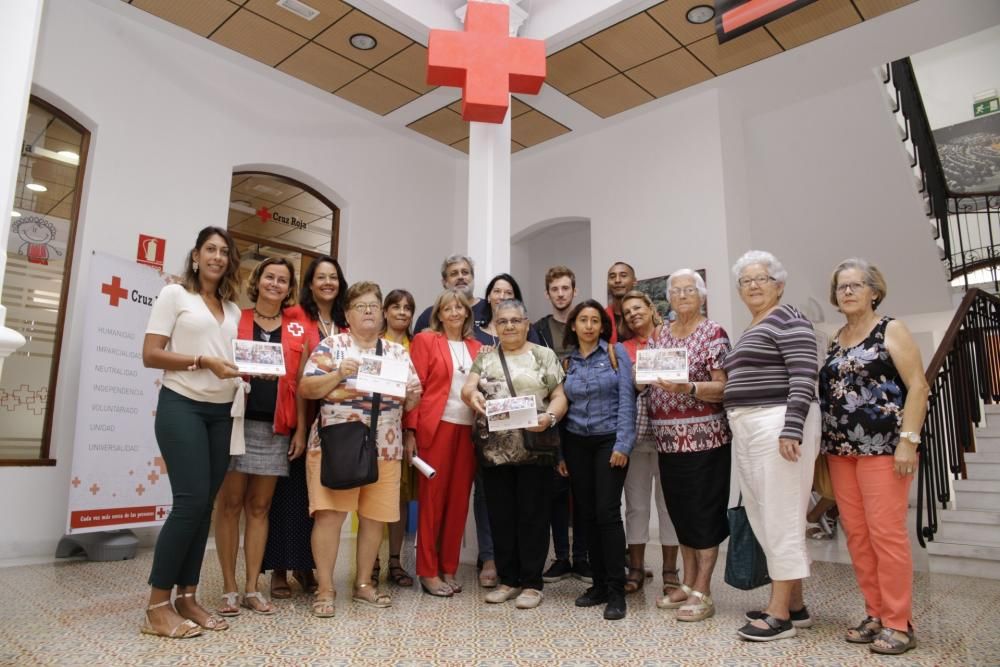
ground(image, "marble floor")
xmin=1 ymin=537 xmax=998 ymax=667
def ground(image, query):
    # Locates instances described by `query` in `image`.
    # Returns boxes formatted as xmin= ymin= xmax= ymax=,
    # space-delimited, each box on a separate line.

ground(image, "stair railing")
xmin=917 ymin=288 xmax=1000 ymax=546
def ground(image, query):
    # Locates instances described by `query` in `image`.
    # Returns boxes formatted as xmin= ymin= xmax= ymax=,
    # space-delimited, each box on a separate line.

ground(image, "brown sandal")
xmin=388 ymin=555 xmax=414 ymax=587
xmin=662 ymin=568 xmax=681 ymax=592
xmin=624 ymin=567 xmax=645 ymax=594
xmin=846 ymin=616 xmax=883 ymax=644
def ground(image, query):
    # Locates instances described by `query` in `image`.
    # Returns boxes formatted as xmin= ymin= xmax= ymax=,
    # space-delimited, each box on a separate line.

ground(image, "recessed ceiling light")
xmin=11 ymin=211 xmax=21 ymax=218
xmin=26 ymin=183 xmax=47 ymax=192
xmin=57 ymin=150 xmax=79 ymax=163
xmin=686 ymin=4 xmax=716 ymax=24
xmin=350 ymin=33 xmax=377 ymax=50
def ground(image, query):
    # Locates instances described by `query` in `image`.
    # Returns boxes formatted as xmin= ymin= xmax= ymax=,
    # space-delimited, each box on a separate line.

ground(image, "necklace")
xmin=448 ymin=340 xmax=470 ymax=375
xmin=254 ymin=307 xmax=281 ymax=320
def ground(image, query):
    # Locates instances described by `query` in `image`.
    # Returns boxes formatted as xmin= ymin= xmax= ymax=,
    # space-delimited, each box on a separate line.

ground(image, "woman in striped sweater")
xmin=724 ymin=251 xmax=820 ymax=642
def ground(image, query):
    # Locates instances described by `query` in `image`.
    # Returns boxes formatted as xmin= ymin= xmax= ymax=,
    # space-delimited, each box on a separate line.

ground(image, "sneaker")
xmin=572 ymin=559 xmax=593 ymax=584
xmin=514 ymin=589 xmax=543 ymax=609
xmin=574 ymin=586 xmax=608 ymax=608
xmin=745 ymin=606 xmax=813 ymax=629
xmin=737 ymin=614 xmax=797 ymax=641
xmin=603 ymin=592 xmax=626 ymax=621
xmin=484 ymin=585 xmax=521 ymax=604
xmin=542 ymin=559 xmax=572 ymax=583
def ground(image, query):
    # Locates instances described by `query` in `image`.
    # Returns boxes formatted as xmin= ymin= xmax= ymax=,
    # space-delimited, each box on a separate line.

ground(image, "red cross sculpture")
xmin=256 ymin=206 xmax=271 ymax=223
xmin=101 ymin=276 xmax=128 ymax=307
xmin=427 ymin=2 xmax=546 ymax=124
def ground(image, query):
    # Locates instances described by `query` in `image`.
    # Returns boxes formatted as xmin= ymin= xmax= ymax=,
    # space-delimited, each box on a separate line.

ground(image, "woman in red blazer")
xmin=404 ymin=288 xmax=482 ymax=597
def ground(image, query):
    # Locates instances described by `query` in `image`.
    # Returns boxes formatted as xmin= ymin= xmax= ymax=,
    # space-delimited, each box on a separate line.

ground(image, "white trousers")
xmin=623 ymin=441 xmax=678 ymax=546
xmin=728 ymin=403 xmax=819 ymax=581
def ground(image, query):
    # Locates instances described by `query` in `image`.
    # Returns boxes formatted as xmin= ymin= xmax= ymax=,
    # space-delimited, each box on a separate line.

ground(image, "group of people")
xmin=139 ymin=225 xmax=928 ymax=656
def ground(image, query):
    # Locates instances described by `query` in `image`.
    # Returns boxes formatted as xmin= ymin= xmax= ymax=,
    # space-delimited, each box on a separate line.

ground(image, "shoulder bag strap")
xmin=369 ymin=339 xmax=383 ymax=436
xmin=496 ymin=346 xmax=518 ymax=398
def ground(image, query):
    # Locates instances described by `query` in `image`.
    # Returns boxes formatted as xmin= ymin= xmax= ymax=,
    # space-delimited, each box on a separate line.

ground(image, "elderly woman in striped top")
xmin=724 ymin=250 xmax=820 ymax=642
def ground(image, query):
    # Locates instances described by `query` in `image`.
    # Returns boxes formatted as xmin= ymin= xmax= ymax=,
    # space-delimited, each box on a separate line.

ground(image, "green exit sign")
xmin=974 ymin=97 xmax=999 ymax=117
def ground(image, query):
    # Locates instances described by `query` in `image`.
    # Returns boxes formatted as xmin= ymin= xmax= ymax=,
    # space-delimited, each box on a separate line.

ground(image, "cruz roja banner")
xmin=66 ymin=252 xmax=173 ymax=533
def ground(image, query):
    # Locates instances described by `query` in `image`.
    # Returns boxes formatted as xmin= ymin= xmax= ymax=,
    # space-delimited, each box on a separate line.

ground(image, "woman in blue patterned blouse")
xmin=819 ymin=259 xmax=928 ymax=656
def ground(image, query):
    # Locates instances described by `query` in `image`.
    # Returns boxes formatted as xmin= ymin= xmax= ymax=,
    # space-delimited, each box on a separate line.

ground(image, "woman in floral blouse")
xmin=820 ymin=259 xmax=928 ymax=656
xmin=645 ymin=270 xmax=731 ymax=623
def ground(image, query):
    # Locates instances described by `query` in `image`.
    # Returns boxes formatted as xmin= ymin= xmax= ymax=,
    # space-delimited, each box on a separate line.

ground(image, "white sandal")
xmin=656 ymin=583 xmax=693 ymax=610
xmin=675 ymin=589 xmax=715 ymax=622
xmin=241 ymin=591 xmax=276 ymax=615
xmin=216 ymin=591 xmax=241 ymax=617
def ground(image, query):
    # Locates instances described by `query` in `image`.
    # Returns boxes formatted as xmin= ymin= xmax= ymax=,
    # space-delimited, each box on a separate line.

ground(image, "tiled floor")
xmin=1 ymin=538 xmax=998 ymax=667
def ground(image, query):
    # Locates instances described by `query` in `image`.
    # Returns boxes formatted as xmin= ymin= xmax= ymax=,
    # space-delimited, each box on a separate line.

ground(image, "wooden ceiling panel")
xmin=132 ymin=0 xmax=237 ymax=37
xmin=687 ymin=27 xmax=782 ymax=75
xmin=309 ymin=216 xmax=334 ymax=233
xmin=853 ymin=0 xmax=915 ymax=19
xmin=583 ymin=12 xmax=681 ymax=71
xmin=335 ymin=71 xmax=420 ymax=115
xmin=277 ymin=43 xmax=365 ymax=92
xmin=767 ymin=0 xmax=861 ymax=50
xmin=408 ymin=108 xmax=469 ymax=145
xmin=625 ymin=47 xmax=714 ymax=98
xmin=275 ymin=227 xmax=330 ymax=248
xmin=546 ymin=44 xmax=618 ymax=95
xmin=570 ymin=74 xmax=654 ymax=119
xmin=315 ymin=10 xmax=412 ymax=69
xmin=243 ymin=0 xmax=350 ymax=38
xmin=511 ymin=110 xmax=570 ymax=147
xmin=375 ymin=44 xmax=436 ymax=94
xmin=282 ymin=191 xmax=332 ymax=216
xmin=210 ymin=8 xmax=307 ymax=66
xmin=646 ymin=0 xmax=717 ymax=45
xmin=233 ymin=175 xmax=302 ymax=203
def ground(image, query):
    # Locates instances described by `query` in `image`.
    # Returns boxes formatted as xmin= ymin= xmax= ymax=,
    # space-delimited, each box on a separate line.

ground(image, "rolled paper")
xmin=411 ymin=455 xmax=437 ymax=479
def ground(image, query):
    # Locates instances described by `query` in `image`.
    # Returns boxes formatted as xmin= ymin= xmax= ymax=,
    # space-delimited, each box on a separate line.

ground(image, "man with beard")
xmin=534 ymin=266 xmax=592 ymax=585
xmin=413 ymin=255 xmax=490 ymax=333
xmin=606 ymin=261 xmax=637 ymax=343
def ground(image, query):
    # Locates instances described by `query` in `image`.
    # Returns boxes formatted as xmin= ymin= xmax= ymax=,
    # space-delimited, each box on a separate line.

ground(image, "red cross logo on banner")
xmin=427 ymin=1 xmax=546 ymax=124
xmin=101 ymin=276 xmax=128 ymax=307
xmin=256 ymin=206 xmax=271 ymax=223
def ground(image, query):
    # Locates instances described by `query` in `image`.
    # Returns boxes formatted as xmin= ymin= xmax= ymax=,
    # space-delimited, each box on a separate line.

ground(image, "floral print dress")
xmin=820 ymin=317 xmax=908 ymax=456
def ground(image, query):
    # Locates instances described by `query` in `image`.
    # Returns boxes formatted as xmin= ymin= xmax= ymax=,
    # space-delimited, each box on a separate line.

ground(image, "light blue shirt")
xmin=563 ymin=339 xmax=636 ymax=455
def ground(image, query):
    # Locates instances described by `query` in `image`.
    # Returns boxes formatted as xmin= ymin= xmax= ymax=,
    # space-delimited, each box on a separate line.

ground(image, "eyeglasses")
xmin=835 ymin=282 xmax=868 ymax=294
xmin=668 ymin=287 xmax=699 ymax=297
xmin=738 ymin=275 xmax=776 ymax=288
xmin=350 ymin=303 xmax=382 ymax=313
xmin=495 ymin=317 xmax=526 ymax=328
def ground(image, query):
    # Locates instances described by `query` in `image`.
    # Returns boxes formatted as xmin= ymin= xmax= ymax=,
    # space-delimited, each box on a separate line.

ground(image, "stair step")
xmin=939 ymin=508 xmax=1000 ymax=525
xmin=927 ymin=540 xmax=1000 ymax=559
xmin=936 ymin=510 xmax=1000 ymax=545
xmin=965 ymin=451 xmax=1000 ymax=480
xmin=928 ymin=553 xmax=1000 ymax=580
xmin=974 ymin=434 xmax=1000 ymax=452
xmin=954 ymin=479 xmax=1000 ymax=510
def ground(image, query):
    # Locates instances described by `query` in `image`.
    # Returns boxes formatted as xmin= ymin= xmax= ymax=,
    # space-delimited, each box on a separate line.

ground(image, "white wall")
xmin=0 ymin=0 xmax=462 ymax=559
xmin=511 ymin=218 xmax=592 ymax=320
xmin=911 ymin=24 xmax=1000 ymax=130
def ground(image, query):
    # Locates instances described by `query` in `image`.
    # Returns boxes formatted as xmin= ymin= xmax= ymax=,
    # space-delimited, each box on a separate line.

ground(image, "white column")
xmin=0 ymin=0 xmax=44 ymax=374
xmin=466 ymin=110 xmax=512 ymax=280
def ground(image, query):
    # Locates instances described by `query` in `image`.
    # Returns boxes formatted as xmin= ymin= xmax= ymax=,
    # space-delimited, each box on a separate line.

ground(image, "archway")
xmin=511 ymin=217 xmax=591 ymax=319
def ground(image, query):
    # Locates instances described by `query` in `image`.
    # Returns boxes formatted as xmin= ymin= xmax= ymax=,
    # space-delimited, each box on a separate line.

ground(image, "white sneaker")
xmin=514 ymin=589 xmax=543 ymax=609
xmin=484 ymin=585 xmax=521 ymax=604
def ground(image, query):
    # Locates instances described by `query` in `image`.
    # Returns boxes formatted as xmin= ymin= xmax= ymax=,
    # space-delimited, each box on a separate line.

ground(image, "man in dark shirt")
xmin=533 ymin=266 xmax=592 ymax=584
xmin=606 ymin=261 xmax=636 ymax=343
xmin=413 ymin=254 xmax=490 ymax=333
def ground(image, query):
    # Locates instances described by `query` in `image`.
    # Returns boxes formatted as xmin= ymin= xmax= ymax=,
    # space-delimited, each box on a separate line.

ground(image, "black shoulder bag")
xmin=497 ymin=347 xmax=559 ymax=454
xmin=319 ymin=339 xmax=382 ymax=490
xmin=724 ymin=493 xmax=771 ymax=590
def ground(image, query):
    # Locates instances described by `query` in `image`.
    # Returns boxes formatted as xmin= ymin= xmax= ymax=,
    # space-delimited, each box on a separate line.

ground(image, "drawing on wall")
xmin=10 ymin=214 xmax=68 ymax=265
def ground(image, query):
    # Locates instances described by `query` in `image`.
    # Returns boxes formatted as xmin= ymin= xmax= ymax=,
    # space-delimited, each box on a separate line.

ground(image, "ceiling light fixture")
xmin=686 ymin=5 xmax=715 ymax=24
xmin=57 ymin=150 xmax=80 ymax=164
xmin=276 ymin=0 xmax=320 ymax=21
xmin=26 ymin=183 xmax=47 ymax=192
xmin=350 ymin=33 xmax=377 ymax=50
xmin=11 ymin=211 xmax=21 ymax=218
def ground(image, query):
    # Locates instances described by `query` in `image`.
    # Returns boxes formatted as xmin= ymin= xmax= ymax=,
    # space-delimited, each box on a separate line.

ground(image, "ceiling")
xmin=228 ymin=173 xmax=335 ymax=254
xmin=121 ymin=0 xmax=915 ymax=153
xmin=14 ymin=102 xmax=83 ymax=222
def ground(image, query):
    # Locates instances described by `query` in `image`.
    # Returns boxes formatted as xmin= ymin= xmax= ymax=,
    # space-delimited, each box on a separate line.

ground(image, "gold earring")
xmin=193 ymin=261 xmax=199 ymax=273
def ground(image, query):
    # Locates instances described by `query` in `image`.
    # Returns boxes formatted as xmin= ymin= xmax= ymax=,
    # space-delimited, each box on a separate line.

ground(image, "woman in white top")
xmin=141 ymin=226 xmax=241 ymax=638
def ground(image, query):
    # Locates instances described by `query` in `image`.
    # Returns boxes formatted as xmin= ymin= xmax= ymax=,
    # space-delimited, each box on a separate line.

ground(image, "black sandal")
xmin=388 ymin=554 xmax=413 ymax=587
xmin=870 ymin=627 xmax=916 ymax=655
xmin=662 ymin=568 xmax=681 ymax=592
xmin=624 ymin=567 xmax=645 ymax=594
xmin=845 ymin=616 xmax=882 ymax=644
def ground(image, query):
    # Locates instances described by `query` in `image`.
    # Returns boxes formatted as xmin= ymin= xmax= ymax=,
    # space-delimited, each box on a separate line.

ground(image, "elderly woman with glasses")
xmin=462 ymin=299 xmax=567 ymax=610
xmin=724 ymin=251 xmax=820 ymax=642
xmin=644 ymin=271 xmax=731 ymax=623
xmin=300 ymin=282 xmax=422 ymax=617
xmin=820 ymin=259 xmax=928 ymax=656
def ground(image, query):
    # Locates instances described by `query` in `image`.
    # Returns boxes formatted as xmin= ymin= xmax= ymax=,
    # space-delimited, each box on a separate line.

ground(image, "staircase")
xmin=929 ymin=404 xmax=1000 ymax=579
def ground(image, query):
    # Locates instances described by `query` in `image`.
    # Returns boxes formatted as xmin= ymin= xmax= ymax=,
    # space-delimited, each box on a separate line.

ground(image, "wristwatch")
xmin=546 ymin=412 xmax=558 ymax=429
xmin=899 ymin=431 xmax=921 ymax=444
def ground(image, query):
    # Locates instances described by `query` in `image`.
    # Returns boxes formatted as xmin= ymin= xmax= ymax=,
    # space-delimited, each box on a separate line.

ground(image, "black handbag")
xmin=318 ymin=340 xmax=382 ymax=490
xmin=497 ymin=347 xmax=559 ymax=454
xmin=724 ymin=494 xmax=771 ymax=590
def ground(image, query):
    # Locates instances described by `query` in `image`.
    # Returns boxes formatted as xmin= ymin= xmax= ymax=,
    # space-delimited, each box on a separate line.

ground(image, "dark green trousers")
xmin=148 ymin=387 xmax=232 ymax=589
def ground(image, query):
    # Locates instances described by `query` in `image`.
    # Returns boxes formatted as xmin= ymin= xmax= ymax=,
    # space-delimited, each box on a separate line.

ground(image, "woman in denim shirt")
xmin=561 ymin=299 xmax=636 ymax=621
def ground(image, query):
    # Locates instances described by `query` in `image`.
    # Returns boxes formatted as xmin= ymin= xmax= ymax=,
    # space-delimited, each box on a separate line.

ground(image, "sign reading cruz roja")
xmin=427 ymin=1 xmax=546 ymax=124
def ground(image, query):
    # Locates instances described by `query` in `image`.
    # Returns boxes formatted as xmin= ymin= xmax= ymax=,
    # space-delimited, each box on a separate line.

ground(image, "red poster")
xmin=136 ymin=234 xmax=165 ymax=270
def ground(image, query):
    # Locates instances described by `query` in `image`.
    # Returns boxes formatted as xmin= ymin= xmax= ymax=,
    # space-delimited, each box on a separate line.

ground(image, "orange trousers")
xmin=416 ymin=422 xmax=477 ymax=578
xmin=826 ymin=454 xmax=914 ymax=632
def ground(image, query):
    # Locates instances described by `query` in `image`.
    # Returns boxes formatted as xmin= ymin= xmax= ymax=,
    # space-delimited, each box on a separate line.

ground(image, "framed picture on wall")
xmin=633 ymin=269 xmax=708 ymax=322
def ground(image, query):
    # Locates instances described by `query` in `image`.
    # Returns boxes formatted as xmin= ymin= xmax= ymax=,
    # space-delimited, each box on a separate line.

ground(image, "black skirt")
xmin=261 ymin=456 xmax=315 ymax=571
xmin=658 ymin=444 xmax=731 ymax=549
